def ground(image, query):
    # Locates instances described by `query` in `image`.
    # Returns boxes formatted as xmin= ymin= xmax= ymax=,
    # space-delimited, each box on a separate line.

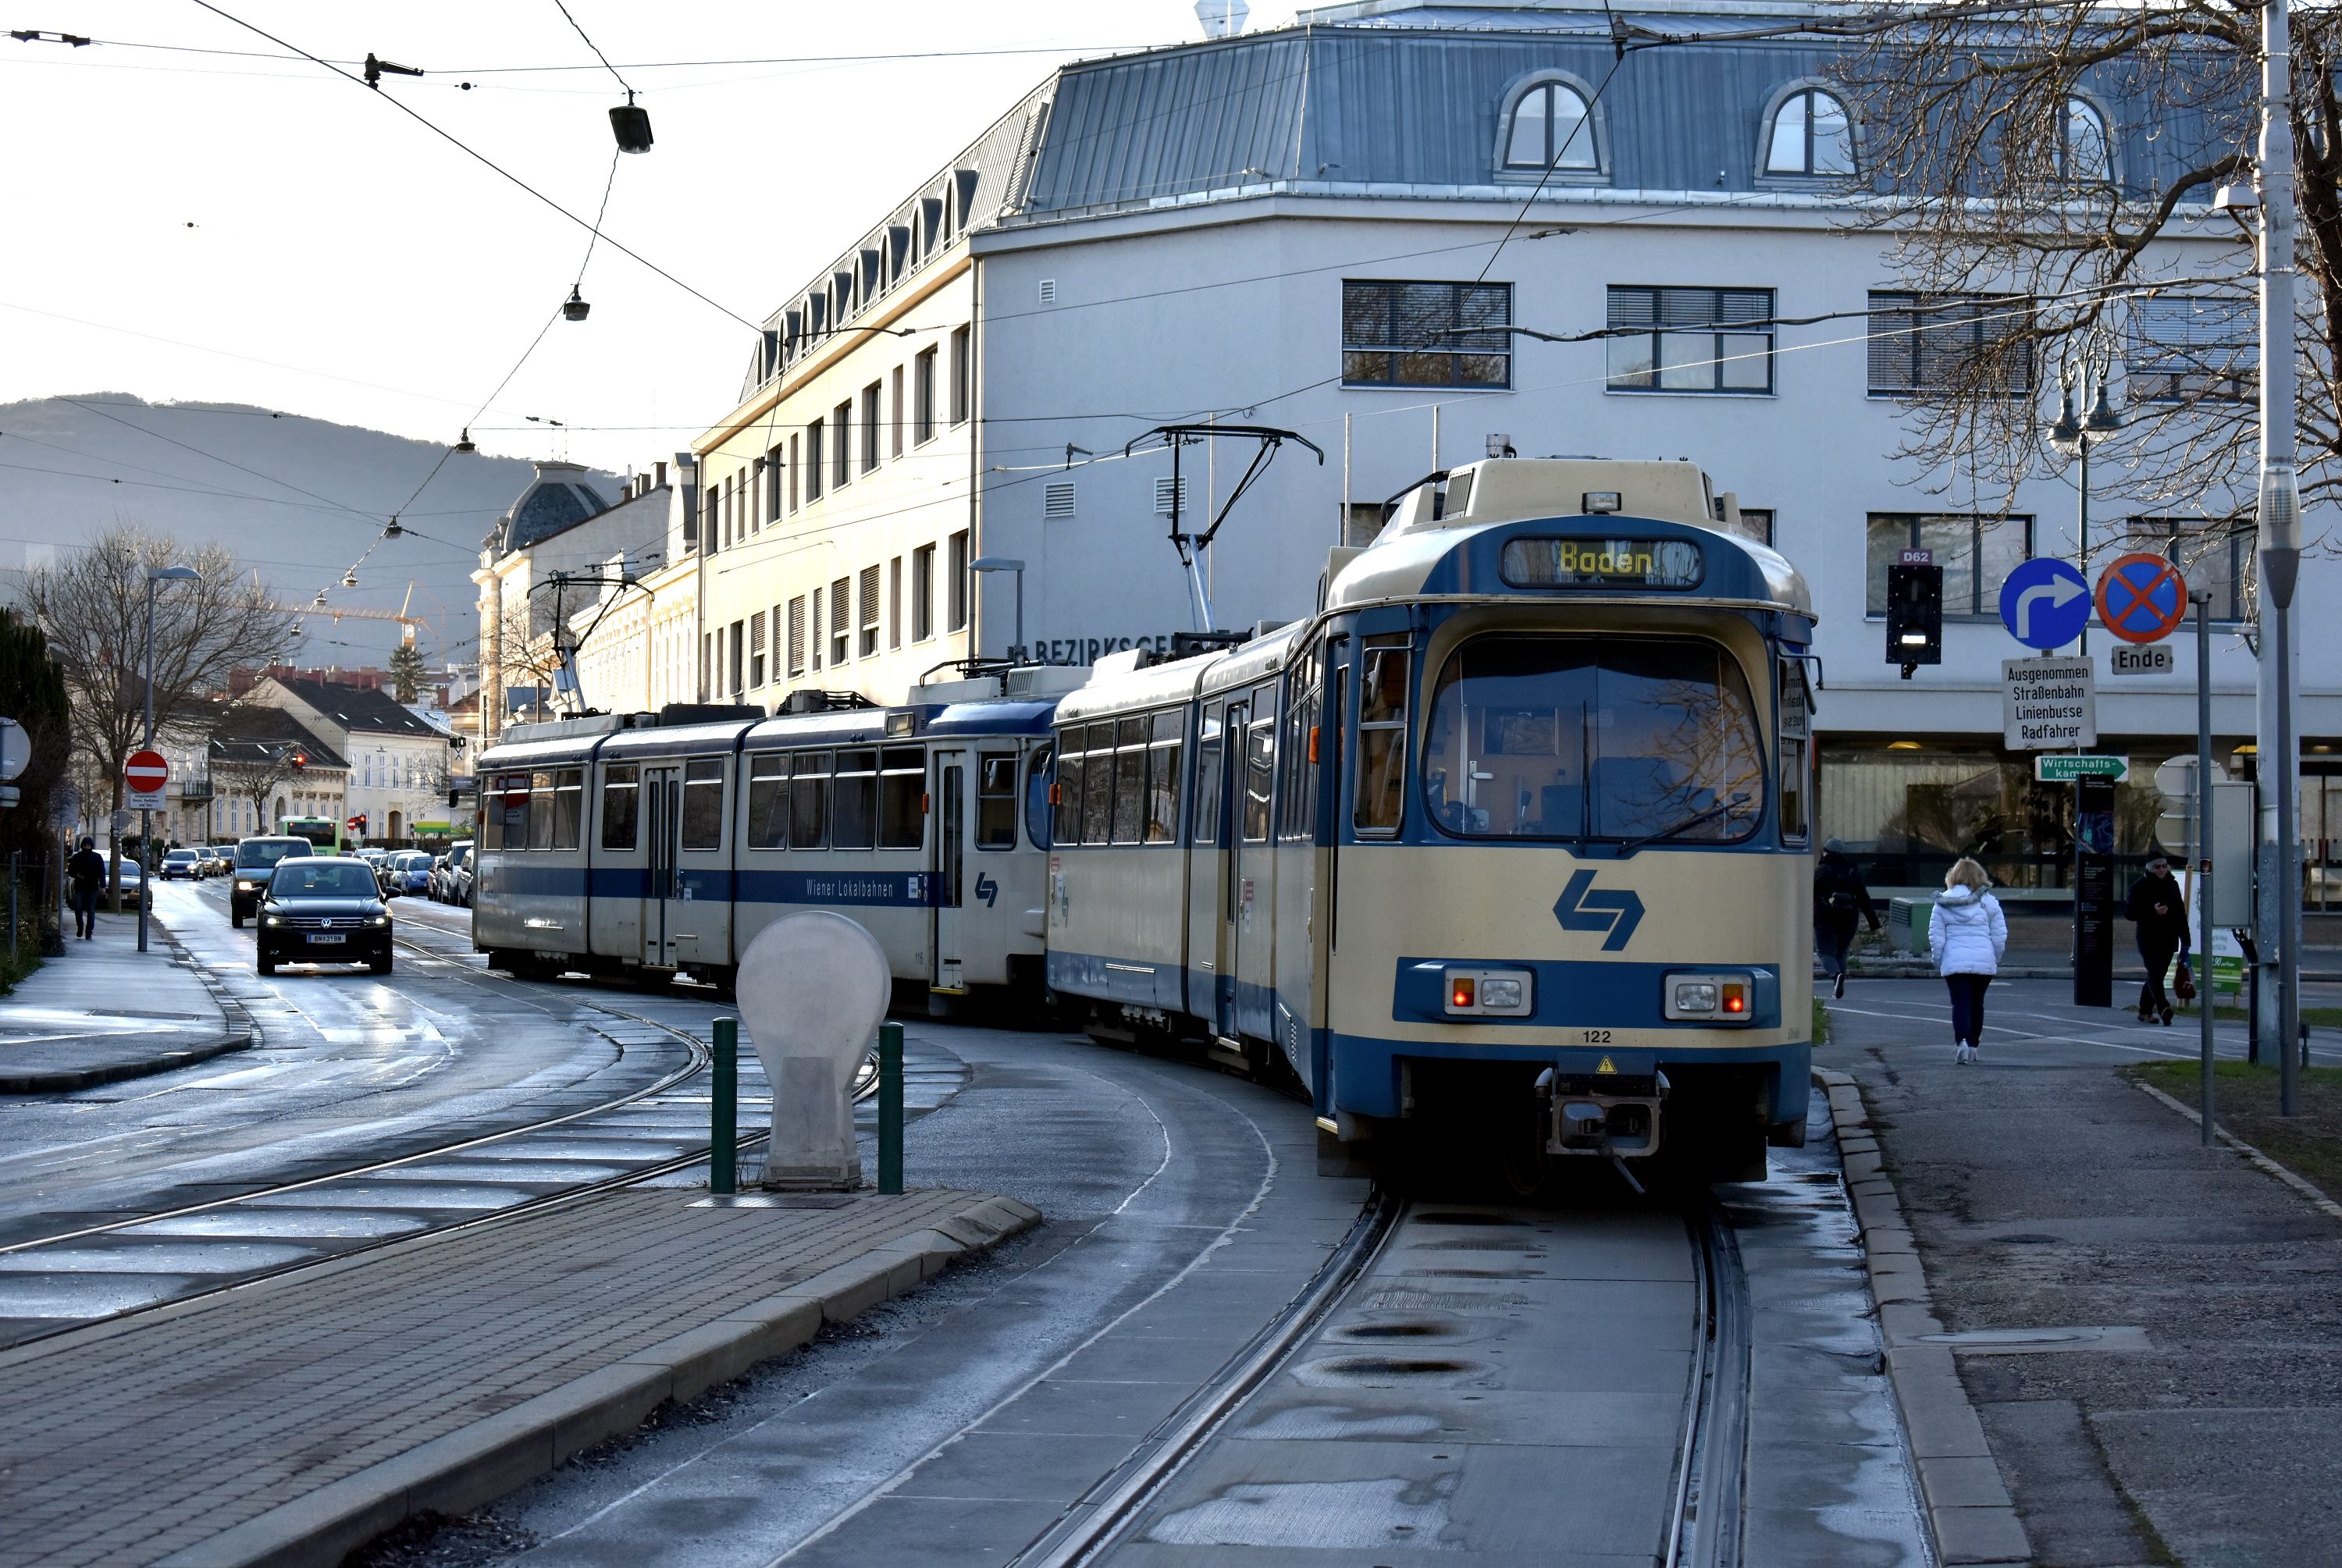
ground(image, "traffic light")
xmin=289 ymin=750 xmax=307 ymax=771
xmin=1885 ymin=562 xmax=1942 ymax=679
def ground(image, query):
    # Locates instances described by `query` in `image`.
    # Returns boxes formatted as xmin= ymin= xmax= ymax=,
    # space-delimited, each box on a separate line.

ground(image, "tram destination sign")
xmin=1500 ymin=537 xmax=1703 ymax=590
xmin=2035 ymin=755 xmax=2130 ymax=783
xmin=2002 ymin=656 xmax=2097 ymax=750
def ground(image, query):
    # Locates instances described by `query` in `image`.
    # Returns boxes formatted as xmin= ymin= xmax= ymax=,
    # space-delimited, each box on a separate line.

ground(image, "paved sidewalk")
xmin=0 ymin=905 xmax=251 ymax=1093
xmin=0 ymin=1182 xmax=1037 ymax=1568
xmin=1819 ymin=979 xmax=2342 ymax=1567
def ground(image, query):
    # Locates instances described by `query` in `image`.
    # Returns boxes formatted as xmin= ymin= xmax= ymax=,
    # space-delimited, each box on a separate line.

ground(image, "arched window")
xmin=1764 ymin=87 xmax=1855 ymax=176
xmin=2060 ymin=96 xmax=2111 ymax=182
xmin=1503 ymin=80 xmax=1599 ymax=172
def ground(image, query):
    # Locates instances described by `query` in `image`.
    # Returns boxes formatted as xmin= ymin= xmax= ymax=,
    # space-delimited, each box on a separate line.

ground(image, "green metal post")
xmin=711 ymin=1018 xmax=738 ymax=1195
xmin=878 ymin=1021 xmax=904 ymax=1195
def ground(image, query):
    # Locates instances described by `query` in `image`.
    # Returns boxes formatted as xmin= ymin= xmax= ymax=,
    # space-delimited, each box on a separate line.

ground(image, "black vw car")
xmin=255 ymin=856 xmax=393 ymax=976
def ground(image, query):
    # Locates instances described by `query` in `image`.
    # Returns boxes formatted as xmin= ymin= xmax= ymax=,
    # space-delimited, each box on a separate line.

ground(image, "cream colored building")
xmin=565 ymin=466 xmax=707 ymax=716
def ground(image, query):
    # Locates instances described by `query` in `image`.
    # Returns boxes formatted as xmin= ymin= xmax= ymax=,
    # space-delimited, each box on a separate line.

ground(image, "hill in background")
xmin=0 ymin=394 xmax=619 ymax=667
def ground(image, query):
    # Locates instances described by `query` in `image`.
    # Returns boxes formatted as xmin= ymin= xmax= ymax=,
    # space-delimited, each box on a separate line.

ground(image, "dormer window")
xmin=1764 ymin=87 xmax=1855 ymax=176
xmin=1502 ymin=79 xmax=1600 ymax=172
xmin=2059 ymin=95 xmax=2112 ymax=183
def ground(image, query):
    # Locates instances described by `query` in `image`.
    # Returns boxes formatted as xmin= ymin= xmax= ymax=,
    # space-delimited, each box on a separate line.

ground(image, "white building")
xmin=669 ymin=0 xmax=2333 ymax=892
xmin=241 ymin=677 xmax=457 ymax=844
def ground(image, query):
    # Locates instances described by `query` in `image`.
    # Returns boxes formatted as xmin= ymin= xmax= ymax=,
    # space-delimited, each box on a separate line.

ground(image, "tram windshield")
xmin=1422 ymin=635 xmax=1764 ymax=844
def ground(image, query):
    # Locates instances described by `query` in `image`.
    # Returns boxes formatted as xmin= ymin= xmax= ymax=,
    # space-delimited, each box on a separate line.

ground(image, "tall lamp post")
xmin=2046 ymin=342 xmax=2126 ymax=656
xmin=139 ymin=564 xmax=201 ymax=954
xmin=971 ymin=556 xmax=1027 ymax=663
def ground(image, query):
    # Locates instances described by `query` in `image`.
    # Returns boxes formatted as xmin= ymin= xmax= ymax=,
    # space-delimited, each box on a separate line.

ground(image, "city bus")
xmin=279 ymin=815 xmax=342 ymax=854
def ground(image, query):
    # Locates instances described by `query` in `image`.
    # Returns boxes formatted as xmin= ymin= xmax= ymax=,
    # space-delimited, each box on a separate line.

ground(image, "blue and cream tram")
xmin=472 ymin=673 xmax=1068 ymax=1001
xmin=1046 ymin=457 xmax=1817 ymax=1181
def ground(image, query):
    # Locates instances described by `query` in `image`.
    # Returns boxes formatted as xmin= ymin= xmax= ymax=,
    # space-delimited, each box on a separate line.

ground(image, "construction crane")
xmin=262 ymin=581 xmax=442 ymax=658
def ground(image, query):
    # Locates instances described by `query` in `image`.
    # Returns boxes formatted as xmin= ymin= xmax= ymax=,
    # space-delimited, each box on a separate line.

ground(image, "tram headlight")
xmin=1442 ymin=966 xmax=1533 ymax=1018
xmin=1664 ymin=970 xmax=1757 ymax=1023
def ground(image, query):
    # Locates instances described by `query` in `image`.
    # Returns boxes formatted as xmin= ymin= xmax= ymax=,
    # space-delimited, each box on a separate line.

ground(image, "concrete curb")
xmin=2127 ymin=1076 xmax=2342 ymax=1225
xmin=149 ymin=1192 xmax=1041 ymax=1568
xmin=0 ymin=919 xmax=259 ymax=1094
xmin=1814 ymin=1068 xmax=2032 ymax=1568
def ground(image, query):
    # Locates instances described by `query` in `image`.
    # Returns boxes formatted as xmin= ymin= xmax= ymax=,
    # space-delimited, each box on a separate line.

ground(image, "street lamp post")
xmin=970 ymin=557 xmax=1027 ymax=663
xmin=2046 ymin=345 xmax=2126 ymax=657
xmin=139 ymin=565 xmax=201 ymax=954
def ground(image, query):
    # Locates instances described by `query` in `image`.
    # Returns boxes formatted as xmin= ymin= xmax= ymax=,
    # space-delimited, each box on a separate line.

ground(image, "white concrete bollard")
xmin=735 ymin=910 xmax=890 ymax=1190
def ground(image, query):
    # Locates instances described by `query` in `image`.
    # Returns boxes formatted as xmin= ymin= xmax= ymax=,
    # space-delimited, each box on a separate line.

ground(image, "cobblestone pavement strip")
xmin=0 ymin=1184 xmax=1038 ymax=1568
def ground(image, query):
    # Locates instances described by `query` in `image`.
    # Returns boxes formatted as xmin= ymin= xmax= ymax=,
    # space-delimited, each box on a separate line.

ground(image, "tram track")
xmin=1003 ymin=1190 xmax=1752 ymax=1566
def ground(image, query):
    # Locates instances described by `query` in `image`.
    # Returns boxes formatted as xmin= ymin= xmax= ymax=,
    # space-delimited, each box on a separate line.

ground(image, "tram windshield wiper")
xmin=1615 ymin=793 xmax=1751 ymax=855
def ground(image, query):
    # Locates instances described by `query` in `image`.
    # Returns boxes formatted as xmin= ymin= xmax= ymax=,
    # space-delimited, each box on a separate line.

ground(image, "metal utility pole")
xmin=2251 ymin=0 xmax=2305 ymax=1114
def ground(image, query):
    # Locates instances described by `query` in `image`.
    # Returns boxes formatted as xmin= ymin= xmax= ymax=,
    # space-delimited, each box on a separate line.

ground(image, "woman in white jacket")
xmin=1927 ymin=858 xmax=2007 ymax=1065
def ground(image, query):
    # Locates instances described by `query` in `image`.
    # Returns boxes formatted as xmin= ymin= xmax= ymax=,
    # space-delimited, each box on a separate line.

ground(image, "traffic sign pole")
xmin=2196 ymin=588 xmax=2216 ymax=1146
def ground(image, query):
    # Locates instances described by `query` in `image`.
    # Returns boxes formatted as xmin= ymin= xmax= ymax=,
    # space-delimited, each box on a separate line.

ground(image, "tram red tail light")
xmin=1722 ymin=983 xmax=1746 ymax=1014
xmin=1451 ymin=976 xmax=1475 ymax=1008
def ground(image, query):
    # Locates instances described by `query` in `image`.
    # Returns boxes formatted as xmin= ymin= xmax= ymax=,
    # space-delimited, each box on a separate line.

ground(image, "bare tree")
xmin=1829 ymin=1 xmax=2326 ymax=581
xmin=27 ymin=524 xmax=294 ymax=898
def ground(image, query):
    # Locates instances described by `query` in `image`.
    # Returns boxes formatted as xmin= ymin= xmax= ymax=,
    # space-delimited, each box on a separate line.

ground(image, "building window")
xmin=1764 ymin=87 xmax=1855 ymax=176
xmin=913 ymin=347 xmax=938 ymax=444
xmin=1867 ymin=293 xmax=2034 ymax=396
xmin=806 ymin=420 xmax=825 ymax=500
xmin=830 ymin=576 xmax=851 ymax=664
xmin=890 ymin=364 xmax=905 ymax=457
xmin=729 ymin=619 xmax=746 ymax=697
xmin=1340 ymin=280 xmax=1512 ymax=389
xmin=789 ymin=433 xmax=801 ymax=511
xmin=1605 ymin=286 xmax=1775 ymax=393
xmin=1865 ymin=514 xmax=2032 ymax=620
xmin=1732 ymin=507 xmax=1777 ymax=547
xmin=810 ymin=587 xmax=823 ymax=670
xmin=833 ymin=400 xmax=853 ymax=488
xmin=912 ymin=543 xmax=935 ymax=641
xmin=749 ymin=611 xmax=767 ymax=688
xmin=766 ymin=445 xmax=782 ymax=521
xmin=861 ymin=382 xmax=882 ymax=472
xmin=888 ymin=556 xmax=903 ymax=649
xmin=949 ymin=326 xmax=971 ymax=425
xmin=2128 ymin=517 xmax=2248 ymax=622
xmin=1045 ymin=481 xmax=1077 ymax=520
xmin=702 ymin=489 xmax=718 ymax=551
xmin=859 ymin=564 xmax=881 ymax=658
xmin=2061 ymin=95 xmax=2112 ymax=183
xmin=748 ymin=460 xmax=764 ymax=534
xmin=2130 ymin=296 xmax=2252 ymax=403
xmin=1501 ymin=78 xmax=1600 ymax=172
xmin=947 ymin=530 xmax=970 ymax=632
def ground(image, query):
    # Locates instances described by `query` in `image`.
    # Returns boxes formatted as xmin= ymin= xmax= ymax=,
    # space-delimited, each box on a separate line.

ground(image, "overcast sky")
xmin=1 ymin=1 xmax=1221 ymax=478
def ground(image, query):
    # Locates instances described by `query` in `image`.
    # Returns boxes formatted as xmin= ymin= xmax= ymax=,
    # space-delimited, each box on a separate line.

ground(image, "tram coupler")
xmin=1536 ymin=1068 xmax=1667 ymax=1160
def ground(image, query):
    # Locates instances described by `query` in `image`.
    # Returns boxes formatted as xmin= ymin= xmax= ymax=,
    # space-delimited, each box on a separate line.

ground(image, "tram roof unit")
xmin=1329 ymin=457 xmax=1813 ymax=618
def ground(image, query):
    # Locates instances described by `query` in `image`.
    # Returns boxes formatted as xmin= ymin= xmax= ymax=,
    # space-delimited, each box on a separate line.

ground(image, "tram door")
xmin=1214 ymin=699 xmax=1248 ymax=1040
xmin=642 ymin=765 xmax=681 ymax=967
xmin=931 ymin=749 xmax=967 ymax=993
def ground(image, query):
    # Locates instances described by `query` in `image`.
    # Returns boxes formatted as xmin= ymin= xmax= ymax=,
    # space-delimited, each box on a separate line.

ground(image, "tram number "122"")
xmin=1580 ymin=1029 xmax=1611 ymax=1044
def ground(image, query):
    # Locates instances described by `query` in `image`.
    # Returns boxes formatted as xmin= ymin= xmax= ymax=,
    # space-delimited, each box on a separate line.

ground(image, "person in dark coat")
xmin=66 ymin=837 xmax=105 ymax=940
xmin=2124 ymin=855 xmax=2190 ymax=1025
xmin=1814 ymin=839 xmax=1880 ymax=1001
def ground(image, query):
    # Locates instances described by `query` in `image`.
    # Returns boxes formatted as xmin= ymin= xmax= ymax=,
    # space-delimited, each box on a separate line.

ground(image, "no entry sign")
xmin=124 ymin=748 xmax=168 ymax=811
xmin=2096 ymin=553 xmax=2190 ymax=645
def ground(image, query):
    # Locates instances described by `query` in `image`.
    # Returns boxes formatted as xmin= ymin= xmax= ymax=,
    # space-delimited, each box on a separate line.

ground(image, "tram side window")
xmin=1145 ymin=712 xmax=1183 ymax=844
xmin=1193 ymin=706 xmax=1223 ymax=847
xmin=1025 ymin=745 xmax=1054 ymax=849
xmin=552 ymin=768 xmax=583 ymax=851
xmin=834 ymin=748 xmax=878 ymax=849
xmin=681 ymin=758 xmax=725 ymax=851
xmin=1112 ymin=717 xmax=1148 ymax=844
xmin=601 ymin=763 xmax=639 ymax=851
xmin=791 ymin=753 xmax=830 ymax=848
xmin=880 ymin=747 xmax=925 ymax=850
xmin=1081 ymin=723 xmax=1116 ymax=845
xmin=746 ymin=754 xmax=788 ymax=849
xmin=1354 ymin=642 xmax=1410 ymax=836
xmin=1052 ymin=734 xmax=1083 ymax=845
xmin=1778 ymin=658 xmax=1812 ymax=844
xmin=1242 ymin=710 xmax=1276 ymax=843
xmin=529 ymin=770 xmax=557 ymax=851
xmin=1279 ymin=653 xmax=1322 ymax=841
xmin=977 ymin=754 xmax=1018 ymax=849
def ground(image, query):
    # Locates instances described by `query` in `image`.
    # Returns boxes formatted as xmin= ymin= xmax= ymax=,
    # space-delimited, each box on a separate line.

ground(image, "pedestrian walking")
xmin=66 ymin=837 xmax=105 ymax=941
xmin=1927 ymin=858 xmax=2006 ymax=1065
xmin=1814 ymin=839 xmax=1880 ymax=1001
xmin=2123 ymin=855 xmax=2190 ymax=1026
